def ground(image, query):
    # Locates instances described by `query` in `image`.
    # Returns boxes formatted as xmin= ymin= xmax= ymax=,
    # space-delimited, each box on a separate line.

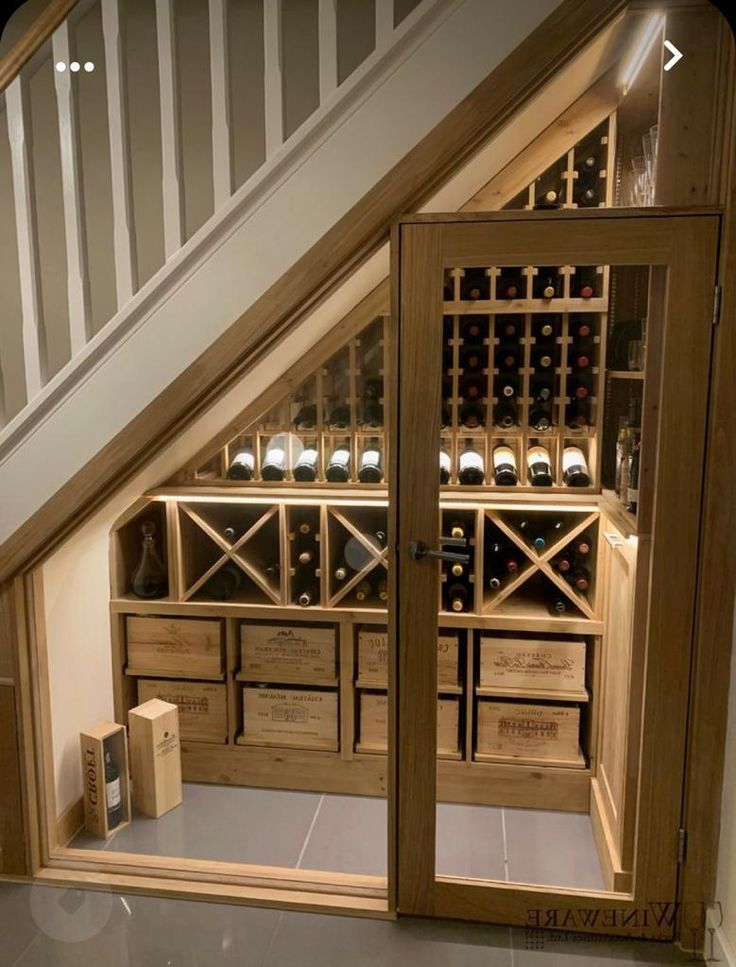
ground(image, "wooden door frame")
xmin=390 ymin=208 xmax=721 ymax=938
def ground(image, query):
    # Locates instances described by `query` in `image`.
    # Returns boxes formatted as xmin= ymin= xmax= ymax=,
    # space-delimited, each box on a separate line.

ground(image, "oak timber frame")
xmin=0 ymin=0 xmax=733 ymax=952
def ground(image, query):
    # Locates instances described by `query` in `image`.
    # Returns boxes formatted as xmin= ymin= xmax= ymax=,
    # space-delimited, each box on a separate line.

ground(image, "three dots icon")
xmin=55 ymin=61 xmax=95 ymax=72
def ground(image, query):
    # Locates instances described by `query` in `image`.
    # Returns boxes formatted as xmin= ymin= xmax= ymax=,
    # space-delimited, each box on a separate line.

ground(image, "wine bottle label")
xmin=562 ymin=446 xmax=588 ymax=472
xmin=493 ymin=445 xmax=516 ymax=469
xmin=263 ymin=446 xmax=286 ymax=470
xmin=526 ymin=445 xmax=551 ymax=469
xmin=439 ymin=451 xmax=452 ymax=474
xmin=459 ymin=451 xmax=483 ymax=472
xmin=106 ymin=777 xmax=121 ymax=810
xmin=627 ymin=487 xmax=639 ymax=503
xmin=295 ymin=448 xmax=318 ymax=468
xmin=232 ymin=449 xmax=255 ymax=469
xmin=329 ymin=448 xmax=351 ymax=468
xmin=360 ymin=448 xmax=381 ymax=469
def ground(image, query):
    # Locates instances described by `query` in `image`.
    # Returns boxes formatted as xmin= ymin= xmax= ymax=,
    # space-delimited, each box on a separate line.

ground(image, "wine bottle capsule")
xmin=488 ymin=575 xmax=501 ymax=590
xmin=451 ymin=563 xmax=464 ymax=578
xmin=572 ymin=566 xmax=591 ymax=591
xmin=335 ymin=566 xmax=348 ymax=581
xmin=550 ymin=596 xmax=568 ymax=615
xmin=534 ymin=189 xmax=560 ymax=210
xmin=527 ymin=444 xmax=554 ymax=487
xmin=355 ymin=579 xmax=372 ymax=601
xmin=492 ymin=445 xmax=518 ymax=486
xmin=498 ymin=379 xmax=517 ymax=399
xmin=298 ymin=588 xmax=317 ymax=607
xmin=227 ymin=446 xmax=255 ymax=480
xmin=563 ymin=445 xmax=591 ymax=487
xmin=450 ymin=522 xmax=465 ymax=539
xmin=555 ymin=553 xmax=573 ymax=573
xmin=377 ymin=579 xmax=388 ymax=602
xmin=298 ymin=550 xmax=313 ymax=565
xmin=298 ymin=522 xmax=311 ymax=535
xmin=223 ymin=526 xmax=237 ymax=542
xmin=574 ymin=533 xmax=593 ymax=556
xmin=447 ymin=582 xmax=468 ymax=612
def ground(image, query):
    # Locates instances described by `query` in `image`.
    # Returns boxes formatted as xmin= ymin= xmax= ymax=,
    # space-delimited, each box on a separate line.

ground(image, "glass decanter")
xmin=131 ymin=520 xmax=169 ymax=599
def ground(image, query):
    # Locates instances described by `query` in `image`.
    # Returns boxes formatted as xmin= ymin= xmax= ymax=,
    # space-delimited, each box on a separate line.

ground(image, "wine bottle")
xmin=364 ymin=377 xmax=383 ymax=400
xmin=498 ymin=378 xmax=517 ymax=400
xmin=297 ymin=549 xmax=313 ymax=565
xmin=534 ymin=270 xmax=561 ymax=299
xmin=448 ymin=521 xmax=466 ymax=541
xmin=504 ymin=553 xmax=520 ymax=574
xmin=104 ymin=749 xmax=122 ymax=830
xmin=488 ymin=573 xmax=502 ymax=590
xmin=563 ymin=445 xmax=591 ymax=487
xmin=261 ymin=440 xmax=287 ymax=481
xmin=496 ymin=345 xmax=519 ymax=371
xmin=498 ymin=271 xmax=522 ymax=299
xmin=492 ymin=445 xmax=518 ymax=486
xmin=572 ymin=270 xmax=596 ymax=299
xmin=527 ymin=445 xmax=553 ymax=486
xmin=549 ymin=596 xmax=568 ymax=615
xmin=203 ymin=564 xmax=244 ymax=601
xmin=223 ymin=526 xmax=238 ymax=543
xmin=447 ymin=582 xmax=469 ymax=612
xmin=458 ymin=445 xmax=484 ymax=485
xmin=361 ymin=399 xmax=383 ymax=428
xmin=571 ymin=566 xmax=591 ymax=591
xmin=576 ymin=184 xmax=598 ymax=207
xmin=580 ymin=154 xmax=597 ymax=171
xmin=460 ymin=269 xmax=487 ymax=301
xmin=532 ymin=348 xmax=554 ymax=371
xmin=355 ymin=579 xmax=372 ymax=601
xmin=493 ymin=402 xmax=517 ymax=429
xmin=459 ymin=401 xmax=484 ymax=429
xmin=326 ymin=443 xmax=351 ymax=482
xmin=570 ymin=349 xmax=591 ymax=369
xmin=376 ymin=578 xmax=388 ymax=602
xmin=529 ymin=406 xmax=552 ymax=431
xmin=566 ymin=400 xmax=590 ymax=429
xmin=298 ymin=586 xmax=318 ymax=607
xmin=461 ymin=345 xmax=485 ymax=372
xmin=554 ymin=552 xmax=573 ymax=574
xmin=533 ymin=318 xmax=556 ymax=341
xmin=443 ymin=272 xmax=454 ymax=301
xmin=461 ymin=317 xmax=484 ymax=341
xmin=358 ymin=441 xmax=383 ymax=483
xmin=439 ymin=449 xmax=452 ymax=485
xmin=265 ymin=562 xmax=281 ymax=582
xmin=626 ymin=434 xmax=641 ymax=513
xmin=532 ymin=380 xmax=554 ymax=403
xmin=534 ymin=188 xmax=561 ymax=210
xmin=615 ymin=398 xmax=640 ymax=498
xmin=450 ymin=562 xmax=465 ymax=578
xmin=461 ymin=376 xmax=484 ymax=401
xmin=227 ymin=446 xmax=255 ymax=480
xmin=568 ymin=378 xmax=591 ymax=400
xmin=328 ymin=403 xmax=351 ymax=429
xmin=293 ymin=444 xmax=319 ymax=481
xmin=573 ymin=533 xmax=593 ymax=556
xmin=570 ymin=317 xmax=593 ymax=339
xmin=293 ymin=403 xmax=317 ymax=430
xmin=497 ymin=317 xmax=520 ymax=339
xmin=131 ymin=521 xmax=168 ymax=599
xmin=334 ymin=565 xmax=348 ymax=581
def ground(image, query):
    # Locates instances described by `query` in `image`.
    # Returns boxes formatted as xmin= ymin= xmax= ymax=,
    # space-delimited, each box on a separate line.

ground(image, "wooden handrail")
xmin=0 ymin=0 xmax=80 ymax=94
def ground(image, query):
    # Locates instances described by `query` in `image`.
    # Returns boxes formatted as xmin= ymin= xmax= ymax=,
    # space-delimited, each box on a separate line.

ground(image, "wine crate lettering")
xmin=479 ymin=637 xmax=586 ymax=692
xmin=358 ymin=692 xmax=459 ymax=755
xmin=358 ymin=628 xmax=459 ymax=688
xmin=241 ymin=687 xmax=338 ymax=750
xmin=137 ymin=680 xmax=227 ymax=743
xmin=126 ymin=617 xmax=223 ymax=677
xmin=79 ymin=722 xmax=131 ymax=839
xmin=241 ymin=624 xmax=336 ymax=683
xmin=476 ymin=701 xmax=580 ymax=763
xmin=128 ymin=699 xmax=183 ymax=818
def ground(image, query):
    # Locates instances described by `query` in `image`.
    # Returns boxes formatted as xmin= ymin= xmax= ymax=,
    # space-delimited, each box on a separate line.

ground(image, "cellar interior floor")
xmin=71 ymin=782 xmax=605 ymax=890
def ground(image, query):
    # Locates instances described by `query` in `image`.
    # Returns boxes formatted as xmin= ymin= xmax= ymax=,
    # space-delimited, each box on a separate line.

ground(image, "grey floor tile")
xmin=298 ymin=795 xmax=388 ymax=876
xmin=436 ymin=803 xmax=506 ymax=880
xmin=264 ymin=911 xmax=513 ymax=966
xmin=505 ymin=807 xmax=605 ymax=890
xmin=0 ymin=883 xmax=40 ymax=965
xmin=71 ymin=783 xmax=322 ymax=868
xmin=511 ymin=927 xmax=702 ymax=965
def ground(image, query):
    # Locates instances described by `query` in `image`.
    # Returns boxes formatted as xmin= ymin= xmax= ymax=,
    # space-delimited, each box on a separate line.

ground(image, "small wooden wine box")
xmin=126 ymin=616 xmax=224 ymax=678
xmin=357 ymin=627 xmax=459 ymax=688
xmin=479 ymin=637 xmax=586 ymax=694
xmin=358 ymin=692 xmax=459 ymax=756
xmin=476 ymin=701 xmax=581 ymax=766
xmin=79 ymin=722 xmax=131 ymax=839
xmin=137 ymin=679 xmax=228 ymax=743
xmin=240 ymin=686 xmax=338 ymax=751
xmin=240 ymin=623 xmax=337 ymax=683
xmin=128 ymin=699 xmax=183 ymax=818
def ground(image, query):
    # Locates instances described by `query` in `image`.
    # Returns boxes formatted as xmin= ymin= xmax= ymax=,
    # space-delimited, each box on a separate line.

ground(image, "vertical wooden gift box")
xmin=79 ymin=721 xmax=131 ymax=838
xmin=128 ymin=698 xmax=183 ymax=818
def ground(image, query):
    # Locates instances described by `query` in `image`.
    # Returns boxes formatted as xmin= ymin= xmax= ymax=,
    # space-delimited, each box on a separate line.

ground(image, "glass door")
xmin=390 ymin=210 xmax=719 ymax=937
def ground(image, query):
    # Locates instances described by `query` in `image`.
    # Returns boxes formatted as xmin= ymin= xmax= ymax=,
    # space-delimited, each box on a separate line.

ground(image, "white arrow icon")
xmin=663 ymin=39 xmax=683 ymax=72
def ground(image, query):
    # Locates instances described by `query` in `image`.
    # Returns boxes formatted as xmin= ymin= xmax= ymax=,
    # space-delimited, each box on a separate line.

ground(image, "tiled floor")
xmin=72 ymin=784 xmax=604 ymax=889
xmin=0 ymin=881 xmax=703 ymax=966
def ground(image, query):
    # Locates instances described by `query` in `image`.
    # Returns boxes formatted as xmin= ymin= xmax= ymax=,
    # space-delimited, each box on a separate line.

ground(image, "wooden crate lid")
xmin=80 ymin=721 xmax=124 ymax=741
xmin=129 ymin=698 xmax=178 ymax=720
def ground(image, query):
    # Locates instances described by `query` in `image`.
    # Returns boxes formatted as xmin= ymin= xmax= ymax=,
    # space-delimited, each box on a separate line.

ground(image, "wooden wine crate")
xmin=126 ymin=616 xmax=224 ymax=678
xmin=137 ymin=679 xmax=228 ymax=743
xmin=79 ymin=722 xmax=131 ymax=839
xmin=128 ymin=699 xmax=182 ymax=818
xmin=479 ymin=637 xmax=586 ymax=695
xmin=240 ymin=686 xmax=338 ymax=751
xmin=357 ymin=627 xmax=459 ymax=688
xmin=358 ymin=692 xmax=459 ymax=755
xmin=476 ymin=701 xmax=581 ymax=766
xmin=240 ymin=623 xmax=337 ymax=684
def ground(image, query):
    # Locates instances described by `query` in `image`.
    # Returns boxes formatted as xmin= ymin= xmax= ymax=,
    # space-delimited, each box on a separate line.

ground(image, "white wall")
xmin=41 ymin=12 xmax=624 ymax=817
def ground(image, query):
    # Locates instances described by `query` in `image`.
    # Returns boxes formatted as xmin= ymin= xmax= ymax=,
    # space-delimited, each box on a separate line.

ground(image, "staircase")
xmin=0 ymin=0 xmax=600 ymax=552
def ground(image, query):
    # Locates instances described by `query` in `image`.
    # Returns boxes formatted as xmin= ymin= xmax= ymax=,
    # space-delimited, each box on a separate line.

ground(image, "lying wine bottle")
xmin=529 ymin=406 xmax=552 ymax=431
xmin=334 ymin=565 xmax=349 ymax=581
xmin=554 ymin=553 xmax=573 ymax=573
xmin=459 ymin=401 xmax=484 ymax=428
xmin=488 ymin=574 xmax=501 ymax=590
xmin=571 ymin=566 xmax=591 ymax=591
xmin=328 ymin=404 xmax=351 ymax=429
xmin=203 ymin=564 xmax=244 ymax=601
xmin=355 ymin=579 xmax=372 ymax=602
xmin=326 ymin=443 xmax=351 ymax=482
xmin=439 ymin=449 xmax=451 ymax=484
xmin=293 ymin=444 xmax=319 ymax=481
xmin=562 ymin=445 xmax=591 ymax=487
xmin=573 ymin=533 xmax=592 ymax=556
xmin=527 ymin=444 xmax=553 ymax=486
xmin=493 ymin=402 xmax=517 ymax=429
xmin=450 ymin=563 xmax=465 ymax=578
xmin=376 ymin=578 xmax=388 ymax=602
xmin=447 ymin=582 xmax=468 ymax=612
xmin=534 ymin=188 xmax=561 ymax=210
xmin=361 ymin=400 xmax=383 ymax=428
xmin=549 ymin=596 xmax=568 ymax=615
xmin=458 ymin=445 xmax=484 ymax=485
xmin=261 ymin=440 xmax=287 ymax=481
xmin=492 ymin=445 xmax=518 ymax=486
xmin=227 ymin=446 xmax=255 ymax=480
xmin=298 ymin=586 xmax=318 ymax=607
xmin=293 ymin=403 xmax=317 ymax=430
xmin=358 ymin=441 xmax=383 ymax=483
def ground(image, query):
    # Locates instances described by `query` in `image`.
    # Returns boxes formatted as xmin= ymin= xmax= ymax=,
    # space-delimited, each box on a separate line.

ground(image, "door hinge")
xmin=712 ymin=285 xmax=722 ymax=326
xmin=678 ymin=828 xmax=687 ymax=864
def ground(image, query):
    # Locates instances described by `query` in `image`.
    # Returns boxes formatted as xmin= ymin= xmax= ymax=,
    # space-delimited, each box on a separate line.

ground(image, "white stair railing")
xmin=0 ymin=0 xmax=450 ymax=452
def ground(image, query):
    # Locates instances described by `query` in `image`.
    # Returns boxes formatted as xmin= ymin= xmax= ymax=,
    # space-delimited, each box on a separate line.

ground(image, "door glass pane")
xmin=433 ymin=260 xmax=659 ymax=891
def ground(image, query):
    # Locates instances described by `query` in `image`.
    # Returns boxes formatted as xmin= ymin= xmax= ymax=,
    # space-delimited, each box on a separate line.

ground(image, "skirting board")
xmin=705 ymin=908 xmax=736 ymax=966
xmin=57 ymin=797 xmax=84 ymax=847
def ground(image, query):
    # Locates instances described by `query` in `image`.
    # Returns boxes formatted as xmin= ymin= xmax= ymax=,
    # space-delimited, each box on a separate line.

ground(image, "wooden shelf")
xmin=475 ymin=685 xmax=589 ymax=703
xmin=473 ymin=748 xmax=587 ymax=770
xmin=608 ymin=370 xmax=645 ymax=380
